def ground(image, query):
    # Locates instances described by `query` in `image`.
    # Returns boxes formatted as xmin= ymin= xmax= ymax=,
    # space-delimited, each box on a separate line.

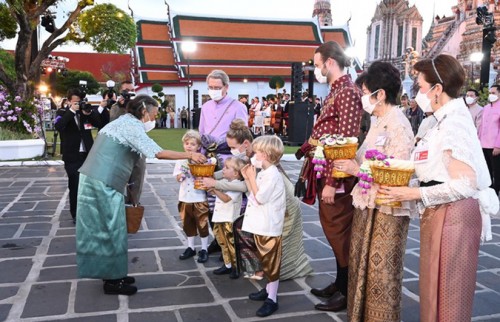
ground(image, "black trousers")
xmin=483 ymin=148 xmax=500 ymax=194
xmin=181 ymin=118 xmax=188 ymax=128
xmin=63 ymin=152 xmax=87 ymax=219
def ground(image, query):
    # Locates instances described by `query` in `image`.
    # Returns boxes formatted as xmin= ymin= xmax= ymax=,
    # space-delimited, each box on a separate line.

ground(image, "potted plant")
xmin=0 ymin=86 xmax=45 ymax=161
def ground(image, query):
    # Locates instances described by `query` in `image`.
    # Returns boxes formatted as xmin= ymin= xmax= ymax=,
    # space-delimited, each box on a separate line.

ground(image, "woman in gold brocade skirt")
xmin=334 ymin=62 xmax=415 ymax=321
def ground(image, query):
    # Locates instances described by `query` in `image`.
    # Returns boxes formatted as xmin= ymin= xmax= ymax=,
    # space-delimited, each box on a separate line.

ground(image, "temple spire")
xmin=313 ymin=0 xmax=333 ymax=26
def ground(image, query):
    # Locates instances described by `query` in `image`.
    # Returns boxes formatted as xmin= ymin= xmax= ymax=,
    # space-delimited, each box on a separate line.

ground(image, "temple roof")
xmin=135 ymin=13 xmax=359 ymax=87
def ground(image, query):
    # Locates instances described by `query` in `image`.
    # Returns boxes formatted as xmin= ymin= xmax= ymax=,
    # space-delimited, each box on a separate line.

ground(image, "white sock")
xmin=225 ymin=263 xmax=232 ymax=268
xmin=201 ymin=237 xmax=208 ymax=251
xmin=187 ymin=237 xmax=195 ymax=250
xmin=267 ymin=280 xmax=279 ymax=302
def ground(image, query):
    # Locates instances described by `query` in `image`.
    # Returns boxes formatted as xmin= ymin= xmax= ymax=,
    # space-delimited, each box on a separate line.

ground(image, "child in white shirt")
xmin=241 ymin=135 xmax=286 ymax=317
xmin=209 ymin=157 xmax=247 ymax=279
xmin=173 ymin=130 xmax=210 ymax=263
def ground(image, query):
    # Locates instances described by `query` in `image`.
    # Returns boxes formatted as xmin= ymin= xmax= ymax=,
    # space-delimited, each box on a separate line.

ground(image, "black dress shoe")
xmin=249 ymin=288 xmax=268 ymax=301
xmin=229 ymin=267 xmax=239 ymax=279
xmin=121 ymin=276 xmax=135 ymax=284
xmin=197 ymin=249 xmax=208 ymax=263
xmin=310 ymin=282 xmax=339 ymax=298
xmin=314 ymin=292 xmax=347 ymax=312
xmin=207 ymin=240 xmax=221 ymax=254
xmin=256 ymin=298 xmax=279 ymax=317
xmin=179 ymin=247 xmax=196 ymax=260
xmin=103 ymin=280 xmax=137 ymax=295
xmin=213 ymin=265 xmax=232 ymax=275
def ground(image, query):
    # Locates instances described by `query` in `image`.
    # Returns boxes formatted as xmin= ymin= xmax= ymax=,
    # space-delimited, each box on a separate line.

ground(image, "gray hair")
xmin=206 ymin=69 xmax=230 ymax=86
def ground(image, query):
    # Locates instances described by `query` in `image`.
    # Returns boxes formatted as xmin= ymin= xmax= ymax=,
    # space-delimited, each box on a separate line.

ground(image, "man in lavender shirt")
xmin=199 ymin=70 xmax=248 ymax=140
xmin=198 ymin=70 xmax=248 ymax=256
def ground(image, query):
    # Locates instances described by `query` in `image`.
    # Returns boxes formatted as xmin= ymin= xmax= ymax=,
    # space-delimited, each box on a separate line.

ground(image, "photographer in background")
xmin=96 ymin=80 xmax=117 ymax=127
xmin=109 ymin=80 xmax=145 ymax=206
xmin=109 ymin=80 xmax=135 ymax=121
xmin=54 ymin=88 xmax=102 ymax=224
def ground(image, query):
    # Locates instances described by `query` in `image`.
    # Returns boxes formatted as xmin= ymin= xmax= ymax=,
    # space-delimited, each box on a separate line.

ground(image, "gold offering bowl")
xmin=188 ymin=164 xmax=216 ymax=190
xmin=324 ymin=143 xmax=358 ymax=178
xmin=370 ymin=165 xmax=414 ymax=207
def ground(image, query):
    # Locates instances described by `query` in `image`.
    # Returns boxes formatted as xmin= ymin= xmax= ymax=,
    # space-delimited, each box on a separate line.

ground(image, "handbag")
xmin=125 ymin=185 xmax=144 ymax=234
xmin=294 ymin=158 xmax=309 ymax=198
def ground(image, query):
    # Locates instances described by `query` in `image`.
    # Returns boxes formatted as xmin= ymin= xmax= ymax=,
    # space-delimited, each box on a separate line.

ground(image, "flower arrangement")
xmin=0 ymin=86 xmax=44 ymax=140
xmin=357 ymin=149 xmax=393 ymax=194
xmin=178 ymin=164 xmax=191 ymax=182
xmin=312 ymin=134 xmax=358 ymax=179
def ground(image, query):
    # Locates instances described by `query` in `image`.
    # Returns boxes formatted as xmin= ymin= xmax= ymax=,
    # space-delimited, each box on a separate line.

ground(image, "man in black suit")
xmin=54 ymin=88 xmax=102 ymax=223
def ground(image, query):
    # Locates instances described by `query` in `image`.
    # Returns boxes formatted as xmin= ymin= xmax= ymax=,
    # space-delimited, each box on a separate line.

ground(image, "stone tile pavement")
xmin=0 ymin=162 xmax=499 ymax=322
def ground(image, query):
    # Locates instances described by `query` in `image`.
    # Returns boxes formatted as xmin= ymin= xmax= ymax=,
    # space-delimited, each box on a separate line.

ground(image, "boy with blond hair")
xmin=241 ymin=135 xmax=286 ymax=317
xmin=174 ymin=130 xmax=210 ymax=263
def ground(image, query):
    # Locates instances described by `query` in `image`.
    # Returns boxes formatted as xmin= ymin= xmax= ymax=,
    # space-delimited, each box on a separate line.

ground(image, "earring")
xmin=435 ymin=96 xmax=438 ymax=104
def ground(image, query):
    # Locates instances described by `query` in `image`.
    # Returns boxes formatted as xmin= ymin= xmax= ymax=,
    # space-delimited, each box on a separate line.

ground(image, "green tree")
xmin=54 ymin=70 xmax=100 ymax=97
xmin=269 ymin=76 xmax=285 ymax=94
xmin=0 ymin=3 xmax=16 ymax=41
xmin=0 ymin=49 xmax=15 ymax=86
xmin=0 ymin=1 xmax=136 ymax=98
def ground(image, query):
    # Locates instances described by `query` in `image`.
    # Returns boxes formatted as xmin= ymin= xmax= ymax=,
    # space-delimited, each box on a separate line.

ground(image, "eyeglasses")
xmin=208 ymin=86 xmax=224 ymax=90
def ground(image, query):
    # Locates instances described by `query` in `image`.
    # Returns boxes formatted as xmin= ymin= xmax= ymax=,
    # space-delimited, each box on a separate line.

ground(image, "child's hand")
xmin=202 ymin=177 xmax=216 ymax=189
xmin=241 ymin=164 xmax=250 ymax=179
xmin=243 ymin=164 xmax=256 ymax=180
xmin=176 ymin=173 xmax=184 ymax=182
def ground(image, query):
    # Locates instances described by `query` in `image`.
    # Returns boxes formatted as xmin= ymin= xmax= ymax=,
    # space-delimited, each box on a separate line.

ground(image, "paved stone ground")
xmin=0 ymin=162 xmax=499 ymax=322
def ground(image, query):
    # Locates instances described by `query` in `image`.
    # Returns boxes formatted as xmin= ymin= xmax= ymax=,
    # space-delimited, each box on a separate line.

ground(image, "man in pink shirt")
xmin=478 ymin=84 xmax=500 ymax=194
xmin=198 ymin=69 xmax=248 ymax=255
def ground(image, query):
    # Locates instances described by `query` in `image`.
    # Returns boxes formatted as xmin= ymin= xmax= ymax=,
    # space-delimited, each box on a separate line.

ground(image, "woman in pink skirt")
xmin=378 ymin=54 xmax=498 ymax=322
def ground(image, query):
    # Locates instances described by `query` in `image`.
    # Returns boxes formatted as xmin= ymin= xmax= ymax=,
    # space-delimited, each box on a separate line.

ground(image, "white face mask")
xmin=415 ymin=85 xmax=436 ymax=113
xmin=314 ymin=67 xmax=328 ymax=84
xmin=143 ymin=113 xmax=156 ymax=132
xmin=488 ymin=94 xmax=498 ymax=103
xmin=361 ymin=90 xmax=380 ymax=114
xmin=230 ymin=146 xmax=246 ymax=158
xmin=465 ymin=96 xmax=476 ymax=105
xmin=250 ymin=155 xmax=263 ymax=169
xmin=208 ymin=89 xmax=224 ymax=101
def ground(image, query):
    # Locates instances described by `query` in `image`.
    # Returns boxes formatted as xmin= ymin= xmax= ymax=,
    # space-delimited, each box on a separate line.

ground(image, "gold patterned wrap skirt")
xmin=254 ymin=235 xmax=283 ymax=282
xmin=213 ymin=222 xmax=236 ymax=266
xmin=348 ymin=208 xmax=410 ymax=322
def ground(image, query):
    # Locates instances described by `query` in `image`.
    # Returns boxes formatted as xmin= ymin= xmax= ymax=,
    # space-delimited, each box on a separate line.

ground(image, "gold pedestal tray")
xmin=324 ymin=143 xmax=358 ymax=178
xmin=370 ymin=165 xmax=414 ymax=208
xmin=188 ymin=164 xmax=216 ymax=190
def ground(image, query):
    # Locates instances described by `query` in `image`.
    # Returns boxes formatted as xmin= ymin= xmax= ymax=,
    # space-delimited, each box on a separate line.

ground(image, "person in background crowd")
xmin=465 ymin=88 xmax=483 ymax=131
xmin=415 ymin=111 xmax=437 ymax=144
xmin=297 ymin=41 xmax=362 ymax=312
xmin=180 ymin=106 xmax=188 ymax=128
xmin=109 ymin=81 xmax=135 ymax=121
xmin=400 ymin=93 xmax=410 ymax=112
xmin=379 ymin=55 xmax=498 ymax=322
xmin=405 ymin=96 xmax=424 ymax=135
xmin=355 ymin=73 xmax=371 ymax=146
xmin=478 ymin=84 xmax=500 ymax=194
xmin=54 ymin=88 xmax=102 ymax=224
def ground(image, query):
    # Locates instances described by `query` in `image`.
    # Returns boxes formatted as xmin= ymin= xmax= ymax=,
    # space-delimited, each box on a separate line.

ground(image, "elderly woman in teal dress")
xmin=76 ymin=95 xmax=206 ymax=295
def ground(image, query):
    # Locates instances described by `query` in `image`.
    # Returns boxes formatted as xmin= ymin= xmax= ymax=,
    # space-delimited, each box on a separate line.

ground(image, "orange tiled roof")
xmin=136 ymin=14 xmax=356 ymax=86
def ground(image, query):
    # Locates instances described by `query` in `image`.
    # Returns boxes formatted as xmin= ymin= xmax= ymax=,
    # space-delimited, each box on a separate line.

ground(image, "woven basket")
xmin=371 ymin=165 xmax=414 ymax=207
xmin=324 ymin=143 xmax=358 ymax=160
xmin=370 ymin=165 xmax=414 ymax=186
xmin=188 ymin=164 xmax=216 ymax=177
